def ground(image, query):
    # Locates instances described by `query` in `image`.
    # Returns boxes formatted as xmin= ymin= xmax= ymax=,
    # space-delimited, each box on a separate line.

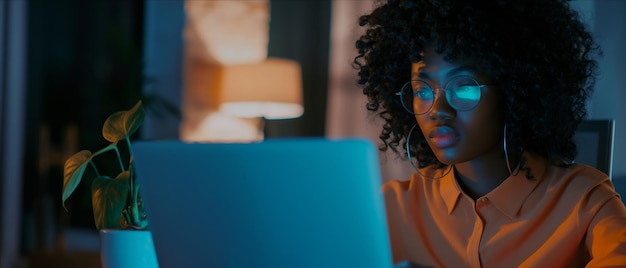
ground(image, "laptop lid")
xmin=132 ymin=138 xmax=392 ymax=268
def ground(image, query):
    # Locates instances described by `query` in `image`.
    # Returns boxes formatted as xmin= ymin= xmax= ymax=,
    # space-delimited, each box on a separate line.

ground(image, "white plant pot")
xmin=100 ymin=229 xmax=159 ymax=268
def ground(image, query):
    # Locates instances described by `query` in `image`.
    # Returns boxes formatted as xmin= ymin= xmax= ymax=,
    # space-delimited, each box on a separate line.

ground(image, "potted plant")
xmin=62 ymin=100 xmax=158 ymax=268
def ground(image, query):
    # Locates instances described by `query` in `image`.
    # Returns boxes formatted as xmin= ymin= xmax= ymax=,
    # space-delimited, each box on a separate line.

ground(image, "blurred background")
xmin=1 ymin=0 xmax=624 ymax=267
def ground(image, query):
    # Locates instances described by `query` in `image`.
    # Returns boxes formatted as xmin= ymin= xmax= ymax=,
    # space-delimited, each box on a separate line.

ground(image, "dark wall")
xmin=23 ymin=0 xmax=144 ymax=251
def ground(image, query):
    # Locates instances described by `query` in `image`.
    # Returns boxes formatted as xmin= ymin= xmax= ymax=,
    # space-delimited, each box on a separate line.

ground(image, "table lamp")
xmin=216 ymin=57 xmax=304 ymax=120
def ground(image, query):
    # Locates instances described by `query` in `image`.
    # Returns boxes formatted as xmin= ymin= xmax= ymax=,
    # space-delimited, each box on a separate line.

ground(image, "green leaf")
xmin=102 ymin=100 xmax=144 ymax=143
xmin=92 ymin=142 xmax=119 ymax=157
xmin=91 ymin=171 xmax=131 ymax=230
xmin=62 ymin=150 xmax=93 ymax=207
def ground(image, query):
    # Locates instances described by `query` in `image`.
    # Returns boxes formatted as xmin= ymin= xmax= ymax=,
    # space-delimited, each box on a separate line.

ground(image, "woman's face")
xmin=412 ymin=49 xmax=504 ymax=165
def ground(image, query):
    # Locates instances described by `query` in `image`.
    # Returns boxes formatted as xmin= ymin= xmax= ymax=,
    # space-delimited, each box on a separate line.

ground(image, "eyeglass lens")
xmin=399 ymin=76 xmax=482 ymax=115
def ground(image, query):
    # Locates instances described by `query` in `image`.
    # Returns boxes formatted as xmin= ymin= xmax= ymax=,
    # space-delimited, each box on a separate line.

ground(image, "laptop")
xmin=132 ymin=138 xmax=393 ymax=268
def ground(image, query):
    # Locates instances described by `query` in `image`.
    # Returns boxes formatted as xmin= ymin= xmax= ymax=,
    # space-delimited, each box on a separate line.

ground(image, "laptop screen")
xmin=132 ymin=138 xmax=393 ymax=268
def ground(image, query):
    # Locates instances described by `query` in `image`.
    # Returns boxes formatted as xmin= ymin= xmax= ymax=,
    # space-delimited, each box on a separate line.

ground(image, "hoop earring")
xmin=503 ymin=122 xmax=522 ymax=176
xmin=406 ymin=123 xmax=452 ymax=180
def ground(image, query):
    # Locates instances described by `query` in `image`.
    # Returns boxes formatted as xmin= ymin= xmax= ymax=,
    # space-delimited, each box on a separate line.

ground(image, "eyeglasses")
xmin=396 ymin=75 xmax=489 ymax=115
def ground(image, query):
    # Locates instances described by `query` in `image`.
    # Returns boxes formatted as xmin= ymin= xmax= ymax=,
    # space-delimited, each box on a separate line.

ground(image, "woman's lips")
xmin=429 ymin=126 xmax=459 ymax=148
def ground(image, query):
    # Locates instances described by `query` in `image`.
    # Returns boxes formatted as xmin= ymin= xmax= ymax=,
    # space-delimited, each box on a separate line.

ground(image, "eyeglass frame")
xmin=395 ymin=75 xmax=493 ymax=115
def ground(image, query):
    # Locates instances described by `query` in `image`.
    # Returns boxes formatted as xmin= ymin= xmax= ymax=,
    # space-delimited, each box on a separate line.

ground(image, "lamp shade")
xmin=217 ymin=58 xmax=304 ymax=119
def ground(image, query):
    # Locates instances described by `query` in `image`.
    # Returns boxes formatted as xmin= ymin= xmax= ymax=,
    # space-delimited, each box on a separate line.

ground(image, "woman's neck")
xmin=453 ymin=149 xmax=511 ymax=200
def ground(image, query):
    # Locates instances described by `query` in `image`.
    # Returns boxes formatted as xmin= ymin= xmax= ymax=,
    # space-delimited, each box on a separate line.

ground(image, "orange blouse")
xmin=383 ymin=153 xmax=626 ymax=267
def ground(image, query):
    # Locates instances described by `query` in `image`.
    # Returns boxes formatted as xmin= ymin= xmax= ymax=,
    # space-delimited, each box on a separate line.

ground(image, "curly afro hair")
xmin=354 ymin=0 xmax=600 ymax=169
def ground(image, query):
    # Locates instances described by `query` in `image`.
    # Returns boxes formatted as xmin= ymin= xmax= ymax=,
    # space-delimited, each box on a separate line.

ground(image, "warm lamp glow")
xmin=184 ymin=0 xmax=269 ymax=65
xmin=216 ymin=58 xmax=304 ymax=119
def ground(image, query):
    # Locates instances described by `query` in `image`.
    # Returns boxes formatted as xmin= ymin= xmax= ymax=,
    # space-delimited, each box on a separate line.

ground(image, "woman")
xmin=355 ymin=0 xmax=626 ymax=266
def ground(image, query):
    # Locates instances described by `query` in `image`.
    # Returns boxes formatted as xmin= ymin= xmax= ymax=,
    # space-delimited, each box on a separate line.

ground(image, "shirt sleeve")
xmin=584 ymin=180 xmax=626 ymax=267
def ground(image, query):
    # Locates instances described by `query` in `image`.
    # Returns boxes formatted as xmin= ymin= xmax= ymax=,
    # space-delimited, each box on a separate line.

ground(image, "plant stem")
xmin=130 ymin=181 xmax=142 ymax=227
xmin=126 ymin=136 xmax=134 ymax=157
xmin=113 ymin=146 xmax=125 ymax=172
xmin=88 ymin=161 xmax=101 ymax=177
xmin=126 ymin=136 xmax=142 ymax=227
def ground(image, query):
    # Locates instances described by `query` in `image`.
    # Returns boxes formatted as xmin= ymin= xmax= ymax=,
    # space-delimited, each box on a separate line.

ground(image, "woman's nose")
xmin=428 ymin=92 xmax=454 ymax=121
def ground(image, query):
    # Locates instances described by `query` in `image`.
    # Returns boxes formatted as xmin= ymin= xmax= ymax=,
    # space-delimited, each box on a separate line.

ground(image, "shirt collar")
xmin=439 ymin=169 xmax=461 ymax=215
xmin=488 ymin=152 xmax=547 ymax=218
xmin=438 ymin=152 xmax=548 ymax=217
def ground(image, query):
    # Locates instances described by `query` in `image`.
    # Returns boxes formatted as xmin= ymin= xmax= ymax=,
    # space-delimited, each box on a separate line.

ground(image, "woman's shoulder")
xmin=546 ymin=162 xmax=610 ymax=187
xmin=542 ymin=162 xmax=615 ymax=200
xmin=381 ymin=172 xmax=423 ymax=198
xmin=382 ymin=177 xmax=413 ymax=194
